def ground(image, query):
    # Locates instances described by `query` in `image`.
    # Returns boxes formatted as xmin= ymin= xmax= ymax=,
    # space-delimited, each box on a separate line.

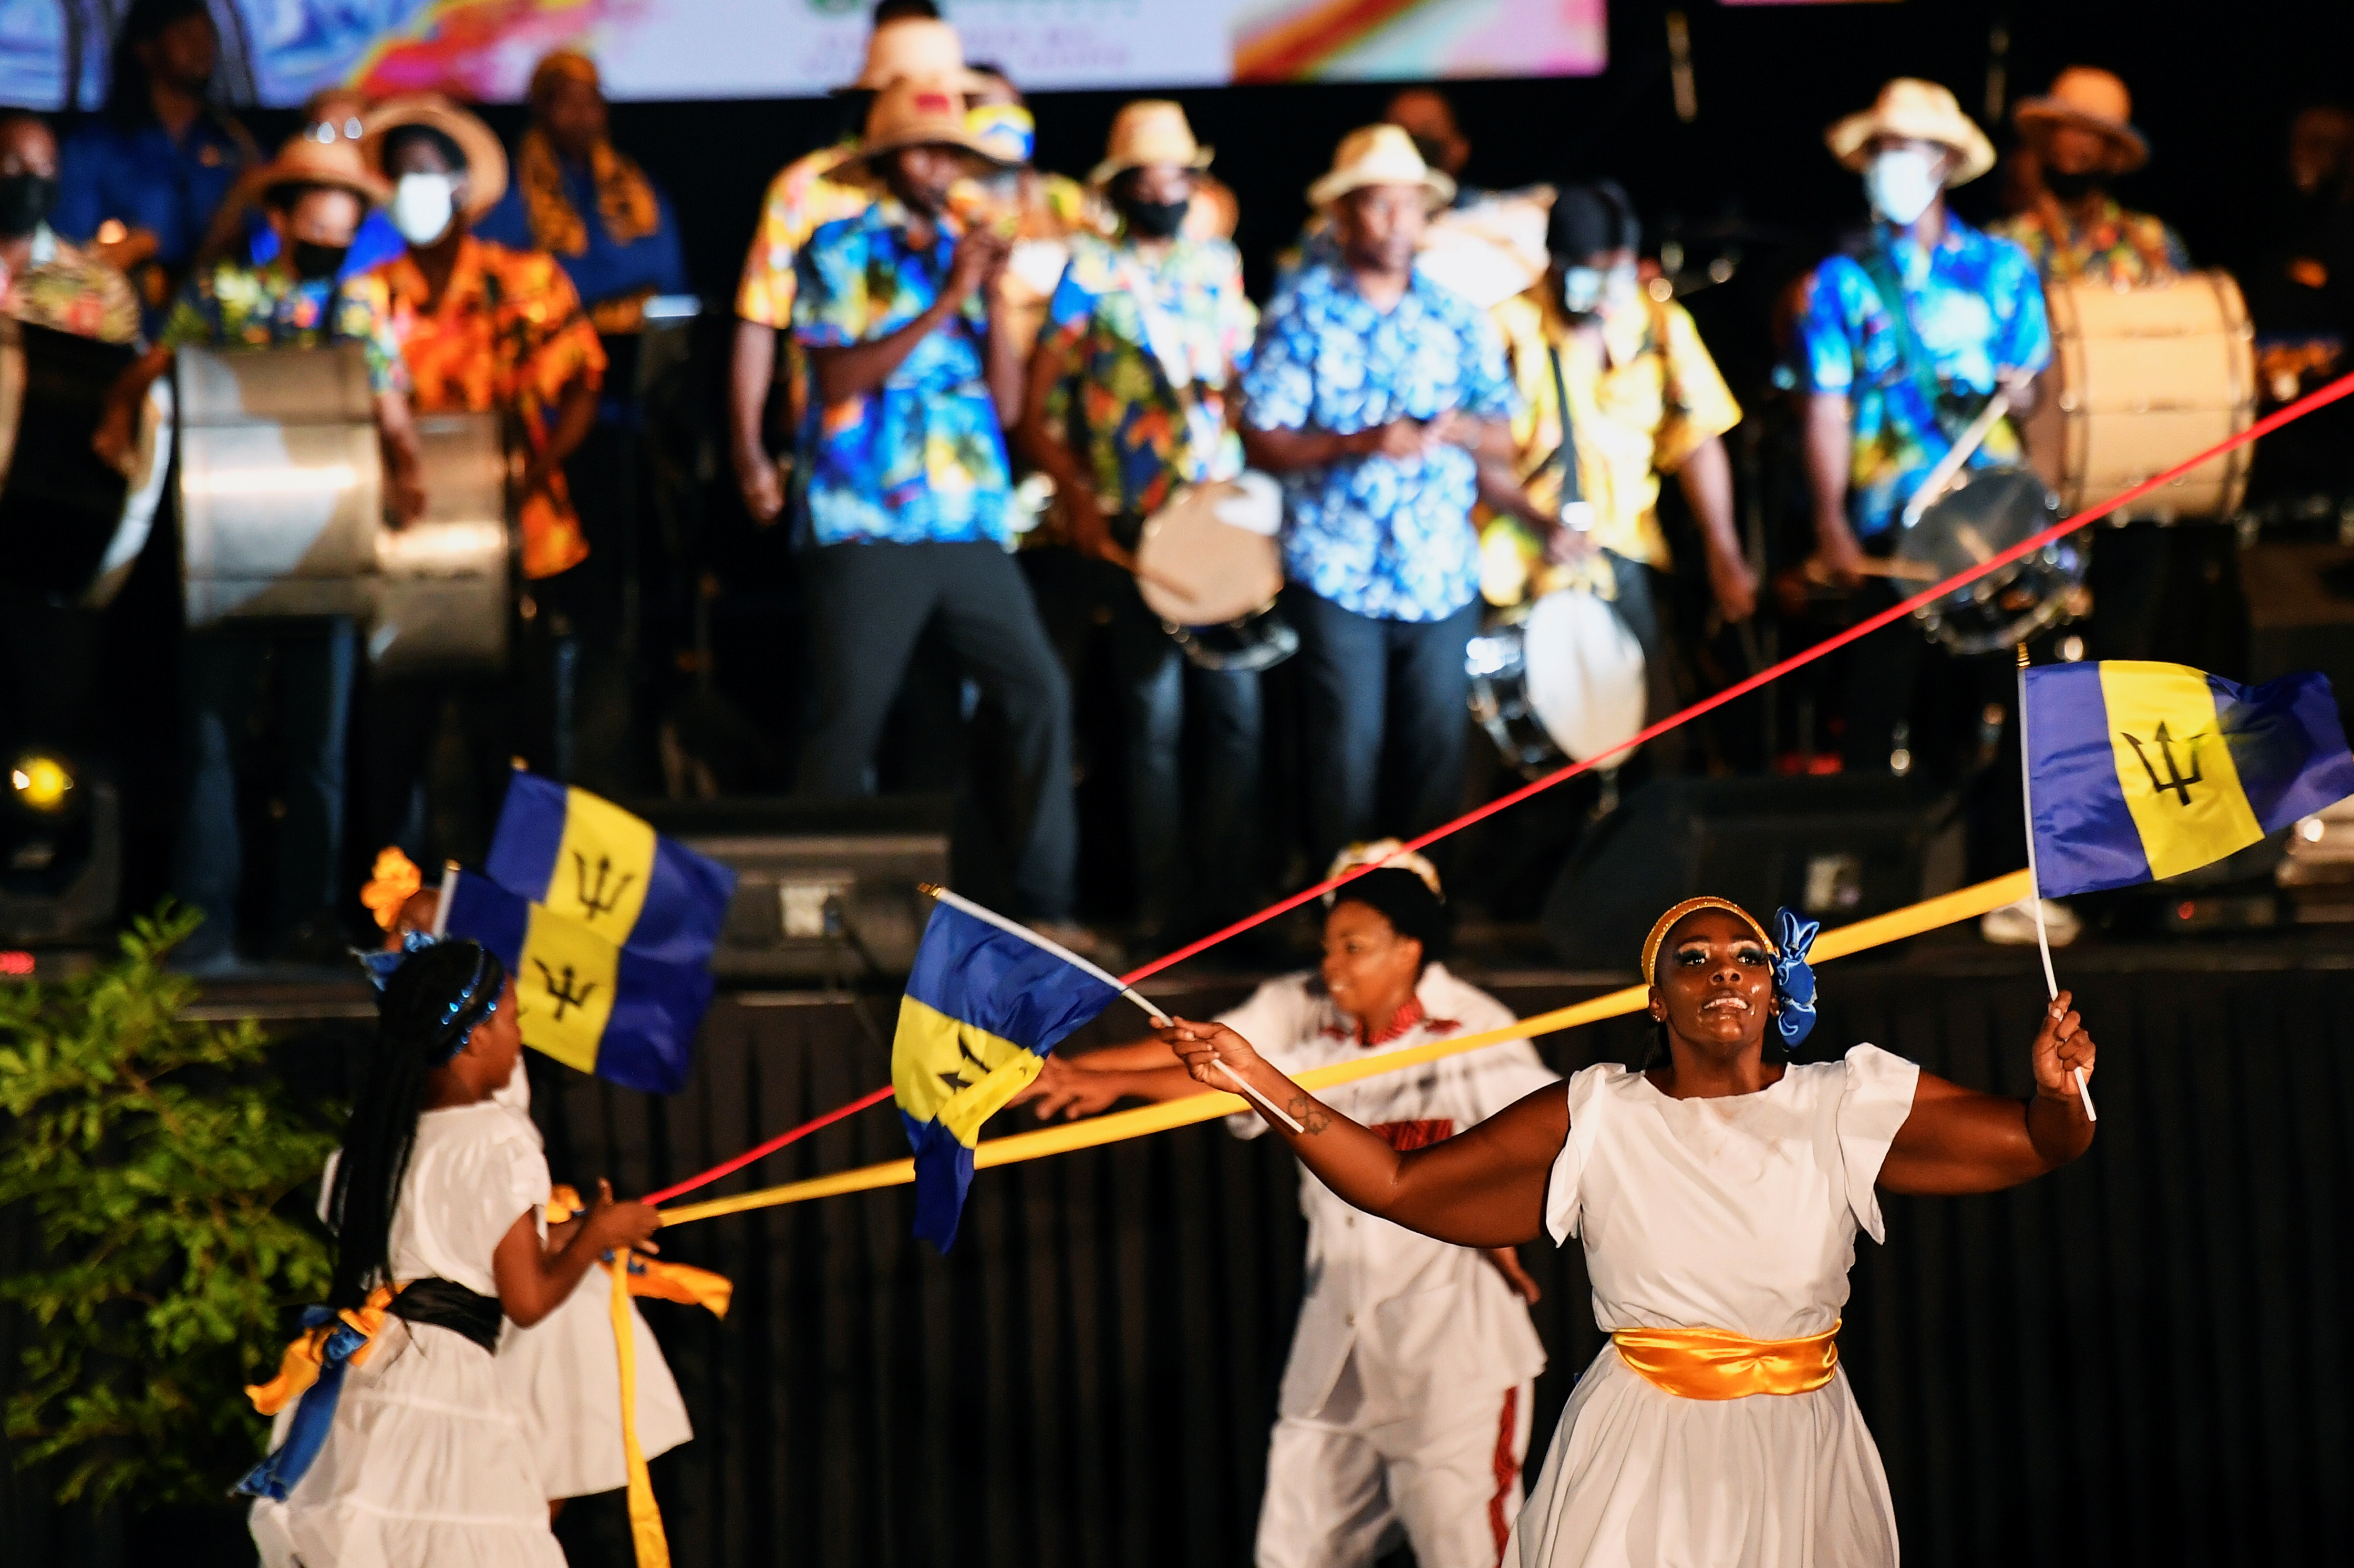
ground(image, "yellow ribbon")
xmin=610 ymin=1249 xmax=670 ymax=1568
xmin=245 ymin=1283 xmax=397 ymax=1415
xmin=657 ymin=871 xmax=2034 ymax=1227
xmin=1610 ymin=1322 xmax=1841 ymax=1399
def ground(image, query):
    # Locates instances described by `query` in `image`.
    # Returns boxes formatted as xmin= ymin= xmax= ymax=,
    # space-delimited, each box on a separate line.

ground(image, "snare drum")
xmin=2037 ymin=269 xmax=2256 ymax=521
xmin=0 ymin=317 xmax=167 ymax=607
xmin=1467 ymin=588 xmax=1647 ymax=777
xmin=1896 ymin=465 xmax=2086 ymax=655
xmin=1133 ymin=472 xmax=1297 ymax=672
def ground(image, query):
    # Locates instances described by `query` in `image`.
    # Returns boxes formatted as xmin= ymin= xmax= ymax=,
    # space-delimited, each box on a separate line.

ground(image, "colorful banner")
xmin=0 ymin=0 xmax=1605 ymax=109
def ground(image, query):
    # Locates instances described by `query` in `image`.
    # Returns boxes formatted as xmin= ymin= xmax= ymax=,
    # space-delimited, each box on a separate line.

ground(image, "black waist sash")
xmin=390 ymin=1277 xmax=504 ymax=1353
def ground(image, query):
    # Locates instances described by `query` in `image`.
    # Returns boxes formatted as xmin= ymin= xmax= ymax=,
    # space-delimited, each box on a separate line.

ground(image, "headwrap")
xmin=355 ymin=932 xmax=503 ymax=1064
xmin=518 ymin=49 xmax=663 ymax=332
xmin=1640 ymin=897 xmax=1820 ymax=1049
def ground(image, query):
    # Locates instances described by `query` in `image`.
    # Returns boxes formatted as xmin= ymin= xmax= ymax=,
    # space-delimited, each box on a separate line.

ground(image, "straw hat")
xmin=1825 ymin=78 xmax=1996 ymax=186
xmin=1089 ymin=100 xmax=1214 ymax=187
xmin=833 ymin=78 xmax=1015 ymax=181
xmin=251 ymin=127 xmax=391 ymax=209
xmin=362 ymin=94 xmax=509 ymax=218
xmin=2014 ymin=66 xmax=2149 ymax=174
xmin=841 ymin=17 xmax=989 ymax=94
xmin=1307 ymin=123 xmax=1455 ymax=211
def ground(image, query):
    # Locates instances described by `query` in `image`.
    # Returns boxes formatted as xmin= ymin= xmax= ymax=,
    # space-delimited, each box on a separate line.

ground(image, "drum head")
xmin=1135 ymin=474 xmax=1284 ymax=627
xmin=1522 ymin=589 xmax=1647 ymax=763
xmin=1897 ymin=465 xmax=2082 ymax=655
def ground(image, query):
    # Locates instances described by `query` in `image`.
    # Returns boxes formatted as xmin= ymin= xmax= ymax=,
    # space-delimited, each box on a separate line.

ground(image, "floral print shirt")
xmin=0 ymin=225 xmax=140 ymax=344
xmin=1791 ymin=218 xmax=2051 ymax=538
xmin=734 ymin=142 xmax=873 ymax=330
xmin=1242 ymin=260 xmax=1517 ymax=622
xmin=792 ymin=200 xmax=1013 ymax=548
xmin=1990 ymin=195 xmax=2190 ymax=287
xmin=1041 ymin=230 xmax=1257 ymax=519
xmin=372 ymin=238 xmax=607 ymax=580
xmin=160 ymin=256 xmax=407 ymax=397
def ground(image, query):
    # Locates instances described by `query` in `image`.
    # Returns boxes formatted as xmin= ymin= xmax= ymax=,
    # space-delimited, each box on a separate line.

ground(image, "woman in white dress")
xmin=243 ymin=936 xmax=662 ymax=1566
xmin=1153 ymin=894 xmax=2099 ymax=1568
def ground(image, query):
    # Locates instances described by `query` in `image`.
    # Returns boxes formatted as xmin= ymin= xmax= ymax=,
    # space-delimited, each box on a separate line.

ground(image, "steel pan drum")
xmin=369 ymin=412 xmax=512 ymax=674
xmin=2038 ymin=269 xmax=2256 ymax=521
xmin=0 ymin=317 xmax=169 ymax=606
xmin=1896 ymin=465 xmax=2084 ymax=655
xmin=177 ymin=341 xmax=381 ymax=624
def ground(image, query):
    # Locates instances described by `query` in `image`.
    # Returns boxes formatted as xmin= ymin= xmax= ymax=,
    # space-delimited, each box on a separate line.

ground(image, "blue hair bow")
xmin=1770 ymin=908 xmax=1819 ymax=1048
xmin=353 ymin=928 xmax=443 ymax=991
xmin=352 ymin=931 xmax=498 ymax=1062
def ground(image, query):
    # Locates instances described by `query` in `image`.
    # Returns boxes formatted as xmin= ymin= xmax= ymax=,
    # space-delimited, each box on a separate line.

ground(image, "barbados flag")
xmin=486 ymin=772 xmax=736 ymax=965
xmin=2023 ymin=661 xmax=2354 ymax=897
xmin=441 ymin=870 xmax=715 ymax=1095
xmin=895 ymin=891 xmax=1121 ymax=1250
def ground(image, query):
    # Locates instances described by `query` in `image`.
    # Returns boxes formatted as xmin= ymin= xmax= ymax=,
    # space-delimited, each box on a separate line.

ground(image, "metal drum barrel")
xmin=177 ymin=341 xmax=381 ymax=624
xmin=370 ymin=411 xmax=512 ymax=674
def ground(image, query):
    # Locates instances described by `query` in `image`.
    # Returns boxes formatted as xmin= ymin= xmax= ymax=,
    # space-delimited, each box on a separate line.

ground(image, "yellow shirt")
xmin=1484 ymin=285 xmax=1740 ymax=603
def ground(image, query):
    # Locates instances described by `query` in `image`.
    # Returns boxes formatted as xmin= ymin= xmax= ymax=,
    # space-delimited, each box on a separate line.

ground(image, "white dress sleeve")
xmin=1835 ymin=1043 xmax=1922 ymax=1244
xmin=1219 ymin=976 xmax=1316 ymax=1140
xmin=1544 ymin=1065 xmax=1616 ymax=1246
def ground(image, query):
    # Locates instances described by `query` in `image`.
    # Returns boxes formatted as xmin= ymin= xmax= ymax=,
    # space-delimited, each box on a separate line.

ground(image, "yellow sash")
xmin=1610 ymin=1322 xmax=1840 ymax=1399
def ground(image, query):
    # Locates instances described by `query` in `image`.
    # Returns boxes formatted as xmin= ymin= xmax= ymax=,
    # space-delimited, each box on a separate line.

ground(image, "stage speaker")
xmin=1542 ymin=776 xmax=1965 ymax=970
xmin=633 ymin=795 xmax=952 ymax=982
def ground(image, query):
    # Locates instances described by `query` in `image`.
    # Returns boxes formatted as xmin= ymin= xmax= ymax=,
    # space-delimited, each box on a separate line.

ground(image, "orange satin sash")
xmin=1610 ymin=1321 xmax=1840 ymax=1399
xmin=245 ymin=1284 xmax=399 ymax=1415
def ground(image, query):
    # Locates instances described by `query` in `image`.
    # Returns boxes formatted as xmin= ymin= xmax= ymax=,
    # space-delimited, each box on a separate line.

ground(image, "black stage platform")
xmin=18 ymin=930 xmax=2354 ymax=1567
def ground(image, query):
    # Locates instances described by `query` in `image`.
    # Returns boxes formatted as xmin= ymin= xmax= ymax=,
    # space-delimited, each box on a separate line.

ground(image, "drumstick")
xmin=1901 ymin=389 xmax=2012 ymax=531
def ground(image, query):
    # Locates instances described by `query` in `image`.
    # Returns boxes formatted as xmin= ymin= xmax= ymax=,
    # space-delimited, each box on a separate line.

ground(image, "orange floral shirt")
xmin=371 ymin=238 xmax=607 ymax=580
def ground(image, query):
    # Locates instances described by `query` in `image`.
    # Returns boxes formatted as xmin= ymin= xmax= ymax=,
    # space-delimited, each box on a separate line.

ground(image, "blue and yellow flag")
xmin=894 ymin=897 xmax=1120 ymax=1250
xmin=2024 ymin=661 xmax=2354 ymax=898
xmin=442 ymin=870 xmax=715 ymax=1095
xmin=486 ymin=772 xmax=736 ymax=966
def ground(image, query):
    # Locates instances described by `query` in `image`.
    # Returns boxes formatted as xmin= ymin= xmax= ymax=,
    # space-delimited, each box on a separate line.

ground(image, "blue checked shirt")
xmin=1242 ymin=261 xmax=1517 ymax=622
xmin=1791 ymin=218 xmax=2052 ymax=538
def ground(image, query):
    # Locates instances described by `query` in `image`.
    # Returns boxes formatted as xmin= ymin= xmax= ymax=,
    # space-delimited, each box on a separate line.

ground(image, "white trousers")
xmin=1256 ymin=1369 xmax=1536 ymax=1568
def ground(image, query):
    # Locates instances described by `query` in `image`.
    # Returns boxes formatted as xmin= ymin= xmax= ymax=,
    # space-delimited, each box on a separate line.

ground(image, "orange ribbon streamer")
xmin=245 ymin=1284 xmax=398 ymax=1416
xmin=1610 ymin=1321 xmax=1841 ymax=1399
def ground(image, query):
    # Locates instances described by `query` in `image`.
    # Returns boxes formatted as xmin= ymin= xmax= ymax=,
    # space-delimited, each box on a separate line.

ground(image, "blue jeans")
xmin=1287 ymin=588 xmax=1480 ymax=875
xmin=1106 ymin=578 xmax=1263 ymax=942
xmin=173 ymin=621 xmax=355 ymax=961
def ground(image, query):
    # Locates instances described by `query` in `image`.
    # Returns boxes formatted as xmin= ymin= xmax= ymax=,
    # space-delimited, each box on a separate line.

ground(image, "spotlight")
xmin=10 ymin=755 xmax=71 ymax=814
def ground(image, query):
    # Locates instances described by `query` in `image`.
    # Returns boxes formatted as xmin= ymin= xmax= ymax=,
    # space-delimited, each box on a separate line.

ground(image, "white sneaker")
xmin=1979 ymin=896 xmax=2081 ymax=947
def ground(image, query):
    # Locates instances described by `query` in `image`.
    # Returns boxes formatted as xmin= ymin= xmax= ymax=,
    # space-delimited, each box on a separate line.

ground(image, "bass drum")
xmin=2036 ymin=269 xmax=2256 ymax=521
xmin=1134 ymin=471 xmax=1298 ymax=672
xmin=1467 ymin=589 xmax=1646 ymax=778
xmin=1896 ymin=465 xmax=2085 ymax=655
xmin=0 ymin=317 xmax=170 ymax=607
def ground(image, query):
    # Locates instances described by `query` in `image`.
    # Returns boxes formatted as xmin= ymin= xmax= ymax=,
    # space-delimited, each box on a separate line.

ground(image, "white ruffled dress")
xmin=250 ymin=1101 xmax=565 ymax=1567
xmin=489 ymin=1068 xmax=693 ymax=1498
xmin=1510 ymin=1045 xmax=1921 ymax=1568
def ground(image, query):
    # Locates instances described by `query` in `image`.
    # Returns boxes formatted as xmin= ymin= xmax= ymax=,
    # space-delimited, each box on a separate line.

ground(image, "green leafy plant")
xmin=0 ymin=905 xmax=337 ymax=1505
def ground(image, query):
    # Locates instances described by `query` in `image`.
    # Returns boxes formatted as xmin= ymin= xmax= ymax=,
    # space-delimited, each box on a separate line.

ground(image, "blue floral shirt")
xmin=1242 ymin=261 xmax=1516 ymax=622
xmin=1792 ymin=218 xmax=2052 ymax=538
xmin=791 ymin=202 xmax=1011 ymax=548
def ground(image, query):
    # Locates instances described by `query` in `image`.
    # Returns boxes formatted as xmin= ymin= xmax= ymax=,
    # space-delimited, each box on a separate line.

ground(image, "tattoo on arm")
xmin=1285 ymin=1095 xmax=1330 ymax=1134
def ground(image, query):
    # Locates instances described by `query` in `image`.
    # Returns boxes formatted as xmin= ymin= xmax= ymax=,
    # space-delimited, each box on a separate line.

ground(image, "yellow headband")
xmin=1640 ymin=896 xmax=1774 ymax=984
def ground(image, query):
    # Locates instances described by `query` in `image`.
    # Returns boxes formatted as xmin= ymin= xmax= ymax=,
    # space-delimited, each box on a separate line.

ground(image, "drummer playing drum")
xmin=1015 ymin=101 xmax=1263 ymax=946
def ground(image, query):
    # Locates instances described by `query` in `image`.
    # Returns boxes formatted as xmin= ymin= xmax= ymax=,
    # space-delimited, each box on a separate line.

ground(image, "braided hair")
xmin=325 ymin=939 xmax=507 ymax=1307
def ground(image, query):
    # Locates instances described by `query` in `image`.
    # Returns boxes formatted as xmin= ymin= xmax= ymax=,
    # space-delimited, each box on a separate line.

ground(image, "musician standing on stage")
xmin=792 ymin=80 xmax=1082 ymax=932
xmin=1486 ymin=181 xmax=1751 ymax=751
xmin=1244 ymin=127 xmax=1517 ymax=873
xmin=1991 ymin=68 xmax=2187 ymax=287
xmin=53 ymin=0 xmax=257 ymax=329
xmin=1793 ymin=79 xmax=2050 ymax=772
xmin=727 ymin=7 xmax=959 ymax=526
xmin=92 ymin=132 xmax=424 ymax=969
xmin=1015 ymin=101 xmax=1262 ymax=946
xmin=358 ymin=94 xmax=608 ymax=857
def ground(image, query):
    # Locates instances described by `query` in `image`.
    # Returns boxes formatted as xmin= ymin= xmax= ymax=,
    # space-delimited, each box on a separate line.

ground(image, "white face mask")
xmin=1864 ymin=148 xmax=1942 ymax=227
xmin=390 ymin=172 xmax=457 ymax=246
xmin=1562 ymin=260 xmax=1639 ymax=318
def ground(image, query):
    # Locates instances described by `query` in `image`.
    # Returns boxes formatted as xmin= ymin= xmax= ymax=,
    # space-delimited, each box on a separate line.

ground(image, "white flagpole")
xmin=433 ymin=861 xmax=456 ymax=937
xmin=924 ymin=886 xmax=1307 ymax=1133
xmin=2015 ymin=649 xmax=2096 ymax=1121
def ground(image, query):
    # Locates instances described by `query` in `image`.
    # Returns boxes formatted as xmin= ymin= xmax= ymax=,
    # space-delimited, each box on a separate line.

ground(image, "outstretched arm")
xmin=1157 ymin=1017 xmax=1566 ymax=1248
xmin=1878 ymin=991 xmax=2097 ymax=1195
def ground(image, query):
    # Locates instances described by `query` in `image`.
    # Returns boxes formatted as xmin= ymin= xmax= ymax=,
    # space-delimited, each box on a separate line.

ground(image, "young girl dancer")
xmin=246 ymin=937 xmax=662 ymax=1564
